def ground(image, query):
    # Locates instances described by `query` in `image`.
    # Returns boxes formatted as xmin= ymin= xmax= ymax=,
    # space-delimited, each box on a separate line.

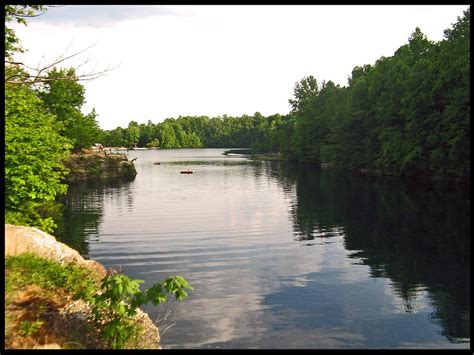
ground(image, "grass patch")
xmin=5 ymin=253 xmax=100 ymax=349
xmin=5 ymin=253 xmax=98 ymax=296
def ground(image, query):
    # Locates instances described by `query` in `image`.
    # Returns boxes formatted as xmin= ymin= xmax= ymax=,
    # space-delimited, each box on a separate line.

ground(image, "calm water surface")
xmin=58 ymin=149 xmax=470 ymax=349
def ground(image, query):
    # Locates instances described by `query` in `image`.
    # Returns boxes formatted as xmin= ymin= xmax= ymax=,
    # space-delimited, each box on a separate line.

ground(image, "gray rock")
xmin=5 ymin=224 xmax=106 ymax=280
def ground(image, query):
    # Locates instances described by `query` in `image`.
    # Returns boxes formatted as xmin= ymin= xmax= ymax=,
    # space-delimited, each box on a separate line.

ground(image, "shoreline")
xmin=249 ymin=154 xmax=469 ymax=185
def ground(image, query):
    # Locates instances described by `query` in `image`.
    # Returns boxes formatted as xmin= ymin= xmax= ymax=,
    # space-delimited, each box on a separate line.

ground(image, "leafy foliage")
xmin=102 ymin=113 xmax=286 ymax=151
xmin=37 ymin=68 xmax=102 ymax=151
xmin=5 ymin=82 xmax=72 ymax=233
xmin=280 ymin=8 xmax=469 ymax=180
xmin=81 ymin=273 xmax=193 ymax=349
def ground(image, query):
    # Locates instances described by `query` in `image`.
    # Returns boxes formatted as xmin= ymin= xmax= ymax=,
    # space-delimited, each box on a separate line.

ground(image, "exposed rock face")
xmin=4 ymin=224 xmax=161 ymax=349
xmin=5 ymin=224 xmax=107 ymax=281
xmin=63 ymin=154 xmax=137 ymax=183
xmin=132 ymin=308 xmax=161 ymax=349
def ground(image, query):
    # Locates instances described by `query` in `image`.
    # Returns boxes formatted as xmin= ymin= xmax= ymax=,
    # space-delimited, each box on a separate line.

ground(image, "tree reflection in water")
xmin=268 ymin=160 xmax=469 ymax=343
xmin=56 ymin=177 xmax=135 ymax=256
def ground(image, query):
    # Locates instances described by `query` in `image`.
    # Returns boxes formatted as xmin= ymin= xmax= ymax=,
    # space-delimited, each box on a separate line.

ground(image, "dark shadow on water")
xmin=55 ymin=178 xmax=135 ymax=257
xmin=266 ymin=160 xmax=470 ymax=343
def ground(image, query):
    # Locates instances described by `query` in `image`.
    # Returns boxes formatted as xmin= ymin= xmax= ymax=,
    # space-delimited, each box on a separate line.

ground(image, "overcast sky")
xmin=11 ymin=5 xmax=469 ymax=130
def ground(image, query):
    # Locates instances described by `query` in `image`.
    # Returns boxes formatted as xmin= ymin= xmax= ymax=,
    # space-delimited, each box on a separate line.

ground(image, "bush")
xmin=82 ymin=273 xmax=193 ymax=349
xmin=5 ymin=253 xmax=193 ymax=349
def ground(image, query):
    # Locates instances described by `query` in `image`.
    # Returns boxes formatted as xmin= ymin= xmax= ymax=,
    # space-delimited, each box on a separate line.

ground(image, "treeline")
xmin=283 ymin=13 xmax=470 ymax=179
xmin=102 ymin=113 xmax=287 ymax=153
xmin=107 ymin=8 xmax=469 ymax=180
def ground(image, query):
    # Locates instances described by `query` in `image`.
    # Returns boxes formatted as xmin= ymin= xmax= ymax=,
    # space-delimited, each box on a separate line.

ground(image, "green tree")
xmin=37 ymin=68 xmax=102 ymax=151
xmin=433 ymin=7 xmax=470 ymax=178
xmin=158 ymin=122 xmax=178 ymax=148
xmin=103 ymin=127 xmax=126 ymax=147
xmin=124 ymin=121 xmax=140 ymax=147
xmin=70 ymin=108 xmax=103 ymax=150
xmin=5 ymin=82 xmax=72 ymax=232
xmin=289 ymin=75 xmax=319 ymax=112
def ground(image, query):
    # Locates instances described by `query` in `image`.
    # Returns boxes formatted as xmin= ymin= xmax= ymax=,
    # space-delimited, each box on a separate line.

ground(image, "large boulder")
xmin=5 ymin=224 xmax=106 ymax=281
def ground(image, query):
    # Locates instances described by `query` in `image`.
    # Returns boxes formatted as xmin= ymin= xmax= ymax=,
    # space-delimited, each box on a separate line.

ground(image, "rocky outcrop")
xmin=62 ymin=154 xmax=137 ymax=183
xmin=4 ymin=224 xmax=160 ymax=349
xmin=5 ymin=224 xmax=107 ymax=280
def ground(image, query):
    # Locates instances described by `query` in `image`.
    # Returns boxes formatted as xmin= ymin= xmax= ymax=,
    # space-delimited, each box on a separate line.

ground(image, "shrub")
xmin=82 ymin=273 xmax=193 ymax=349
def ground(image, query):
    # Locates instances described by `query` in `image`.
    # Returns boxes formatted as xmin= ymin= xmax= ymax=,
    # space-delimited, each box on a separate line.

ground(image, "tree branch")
xmin=5 ymin=44 xmax=120 ymax=85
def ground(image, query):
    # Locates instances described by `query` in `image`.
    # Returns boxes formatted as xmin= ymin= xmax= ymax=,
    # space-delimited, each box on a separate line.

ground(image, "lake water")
xmin=57 ymin=148 xmax=470 ymax=349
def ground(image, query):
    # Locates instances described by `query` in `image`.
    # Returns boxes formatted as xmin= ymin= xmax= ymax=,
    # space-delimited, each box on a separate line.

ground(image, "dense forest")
xmin=103 ymin=7 xmax=469 ymax=180
xmin=4 ymin=5 xmax=470 ymax=233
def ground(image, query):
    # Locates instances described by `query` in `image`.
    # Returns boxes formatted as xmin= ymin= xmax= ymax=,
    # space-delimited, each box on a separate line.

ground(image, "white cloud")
xmin=10 ymin=5 xmax=469 ymax=130
xmin=32 ymin=5 xmax=188 ymax=27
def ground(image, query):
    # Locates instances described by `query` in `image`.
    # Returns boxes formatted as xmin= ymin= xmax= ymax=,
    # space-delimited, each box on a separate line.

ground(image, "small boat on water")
xmin=180 ymin=170 xmax=193 ymax=174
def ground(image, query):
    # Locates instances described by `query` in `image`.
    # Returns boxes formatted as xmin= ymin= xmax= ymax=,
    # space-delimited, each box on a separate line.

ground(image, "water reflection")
xmin=266 ymin=160 xmax=470 ymax=343
xmin=57 ymin=152 xmax=469 ymax=347
xmin=56 ymin=178 xmax=135 ymax=255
